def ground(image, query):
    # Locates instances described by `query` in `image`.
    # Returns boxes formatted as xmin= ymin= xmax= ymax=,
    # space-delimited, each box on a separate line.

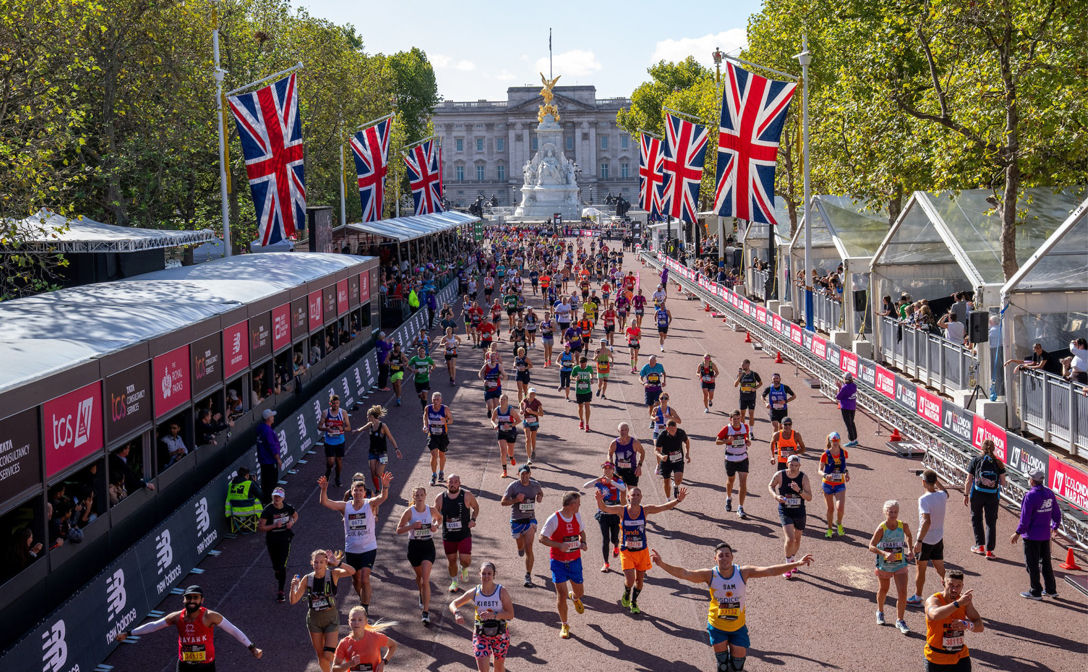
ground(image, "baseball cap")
xmin=518 ymin=465 xmax=531 ymax=474
xmin=601 ymin=461 xmax=615 ymax=469
xmin=787 ymin=455 xmax=801 ymax=463
xmin=920 ymin=469 xmax=938 ymax=484
xmin=262 ymin=409 xmax=277 ymax=420
xmin=782 ymin=416 xmax=793 ymax=425
xmin=271 ymin=487 xmax=286 ymax=498
xmin=1029 ymin=469 xmax=1046 ymax=483
xmin=183 ymin=585 xmax=204 ymax=596
xmin=828 ymin=431 xmax=841 ymax=441
xmin=528 ymin=387 xmax=537 ymax=394
xmin=228 ymin=389 xmax=238 ymax=399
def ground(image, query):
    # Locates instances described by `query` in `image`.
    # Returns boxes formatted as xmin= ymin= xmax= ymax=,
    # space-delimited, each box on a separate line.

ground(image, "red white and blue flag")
xmin=405 ymin=139 xmax=443 ymax=215
xmin=638 ymin=133 xmax=665 ymax=222
xmin=661 ymin=112 xmax=708 ymax=224
xmin=349 ymin=116 xmax=392 ymax=223
xmin=227 ymin=73 xmax=306 ymax=246
xmin=713 ymin=62 xmax=796 ymax=224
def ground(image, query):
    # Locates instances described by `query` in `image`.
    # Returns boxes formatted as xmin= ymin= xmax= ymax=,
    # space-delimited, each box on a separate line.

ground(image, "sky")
xmin=299 ymin=0 xmax=761 ymax=101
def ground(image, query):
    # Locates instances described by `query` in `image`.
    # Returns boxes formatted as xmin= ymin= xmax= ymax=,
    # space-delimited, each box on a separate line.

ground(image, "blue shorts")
xmin=550 ymin=557 xmax=584 ymax=585
xmin=484 ymin=389 xmax=502 ymax=401
xmin=511 ymin=519 xmax=537 ymax=537
xmin=707 ymin=623 xmax=750 ymax=648
xmin=822 ymin=482 xmax=846 ymax=495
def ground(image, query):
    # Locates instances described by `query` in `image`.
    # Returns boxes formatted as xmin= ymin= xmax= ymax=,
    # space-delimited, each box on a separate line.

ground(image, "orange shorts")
xmin=620 ymin=548 xmax=651 ymax=572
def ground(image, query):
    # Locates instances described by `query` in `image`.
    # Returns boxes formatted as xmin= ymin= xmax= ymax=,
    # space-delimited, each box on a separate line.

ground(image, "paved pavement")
xmin=105 ymin=248 xmax=1087 ymax=672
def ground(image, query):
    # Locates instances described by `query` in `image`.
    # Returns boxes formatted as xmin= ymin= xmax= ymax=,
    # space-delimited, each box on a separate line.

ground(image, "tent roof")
xmin=4 ymin=210 xmax=216 ymax=253
xmin=345 ymin=211 xmax=478 ymax=242
xmin=0 ymin=252 xmax=371 ymax=395
xmin=1002 ymin=195 xmax=1088 ymax=295
xmin=871 ymin=187 xmax=1087 ymax=287
xmin=789 ymin=195 xmax=889 ymax=260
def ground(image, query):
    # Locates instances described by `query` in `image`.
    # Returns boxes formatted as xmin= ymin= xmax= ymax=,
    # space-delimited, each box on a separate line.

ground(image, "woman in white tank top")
xmin=449 ymin=562 xmax=516 ymax=672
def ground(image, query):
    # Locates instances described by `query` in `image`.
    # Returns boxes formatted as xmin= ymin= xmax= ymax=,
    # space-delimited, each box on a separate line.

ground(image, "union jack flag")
xmin=405 ymin=139 xmax=443 ymax=215
xmin=714 ymin=62 xmax=796 ymax=224
xmin=638 ymin=134 xmax=665 ymax=221
xmin=349 ymin=116 xmax=392 ymax=223
xmin=661 ymin=112 xmax=708 ymax=224
xmin=227 ymin=73 xmax=306 ymax=246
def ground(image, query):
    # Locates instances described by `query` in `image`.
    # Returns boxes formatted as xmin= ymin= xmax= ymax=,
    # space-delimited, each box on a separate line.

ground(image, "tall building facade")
xmin=433 ymin=86 xmax=637 ymax=208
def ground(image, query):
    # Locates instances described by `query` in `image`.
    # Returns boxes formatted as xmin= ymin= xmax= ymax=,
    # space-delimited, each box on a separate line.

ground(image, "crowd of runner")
xmin=114 ymin=227 xmax=1065 ymax=672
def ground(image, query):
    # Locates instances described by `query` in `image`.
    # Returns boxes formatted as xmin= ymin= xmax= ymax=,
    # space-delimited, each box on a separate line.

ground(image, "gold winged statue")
xmin=538 ymin=73 xmax=561 ymax=123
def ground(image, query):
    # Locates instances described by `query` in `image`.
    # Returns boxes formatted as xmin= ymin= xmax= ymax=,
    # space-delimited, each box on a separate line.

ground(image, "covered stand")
xmin=740 ymin=199 xmax=792 ymax=302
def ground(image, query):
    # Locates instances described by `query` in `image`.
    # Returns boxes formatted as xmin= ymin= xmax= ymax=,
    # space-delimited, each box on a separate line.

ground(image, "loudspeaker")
xmin=732 ymin=249 xmax=743 ymax=268
xmin=968 ymin=310 xmax=989 ymax=344
xmin=853 ymin=290 xmax=867 ymax=313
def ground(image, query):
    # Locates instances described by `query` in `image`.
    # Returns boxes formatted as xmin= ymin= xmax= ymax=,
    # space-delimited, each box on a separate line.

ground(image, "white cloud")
xmin=454 ymin=60 xmax=476 ymax=72
xmin=495 ymin=69 xmax=517 ymax=81
xmin=534 ymin=49 xmax=602 ymax=78
xmin=650 ymin=29 xmax=747 ymax=69
xmin=429 ymin=53 xmax=475 ymax=71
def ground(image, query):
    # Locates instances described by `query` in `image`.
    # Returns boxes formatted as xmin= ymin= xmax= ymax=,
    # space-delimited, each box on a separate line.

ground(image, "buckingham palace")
xmin=433 ymin=85 xmax=639 ymax=208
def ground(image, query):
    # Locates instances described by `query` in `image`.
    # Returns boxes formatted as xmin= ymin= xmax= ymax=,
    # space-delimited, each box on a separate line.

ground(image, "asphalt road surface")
xmin=105 ymin=248 xmax=1087 ymax=672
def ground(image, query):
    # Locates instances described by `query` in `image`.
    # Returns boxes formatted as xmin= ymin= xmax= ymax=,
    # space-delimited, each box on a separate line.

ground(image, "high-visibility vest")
xmin=225 ymin=478 xmax=261 ymax=517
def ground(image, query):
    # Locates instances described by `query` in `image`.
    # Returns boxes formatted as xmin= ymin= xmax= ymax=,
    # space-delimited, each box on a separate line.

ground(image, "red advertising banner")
xmin=756 ymin=306 xmax=767 ymax=324
xmin=1049 ymin=456 xmax=1088 ymax=512
xmin=875 ymin=365 xmax=896 ymax=399
xmin=773 ymin=315 xmax=783 ymax=334
xmin=360 ymin=272 xmax=370 ymax=302
xmin=811 ymin=335 xmax=827 ymax=361
xmin=916 ymin=387 xmax=943 ymax=427
xmin=971 ymin=414 xmax=1008 ymax=462
xmin=223 ymin=320 xmax=250 ymax=380
xmin=272 ymin=304 xmax=291 ymax=352
xmin=308 ymin=290 xmax=323 ymax=331
xmin=153 ymin=345 xmax=191 ymax=417
xmin=337 ymin=279 xmax=349 ymax=316
xmin=790 ymin=323 xmax=803 ymax=346
xmin=839 ymin=349 xmax=858 ymax=376
xmin=43 ymin=381 xmax=103 ymax=478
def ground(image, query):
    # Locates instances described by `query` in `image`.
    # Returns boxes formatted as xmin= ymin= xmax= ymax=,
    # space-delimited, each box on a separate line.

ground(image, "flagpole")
xmin=662 ymin=107 xmax=704 ymax=125
xmin=723 ymin=54 xmax=798 ymax=81
xmin=212 ymin=1 xmax=231 ymax=257
xmin=353 ymin=112 xmax=394 ymax=133
xmin=225 ymin=62 xmax=304 ymax=96
xmin=402 ymin=134 xmax=437 ymax=152
xmin=796 ymin=35 xmax=813 ymax=331
xmin=339 ymin=118 xmax=347 ymax=229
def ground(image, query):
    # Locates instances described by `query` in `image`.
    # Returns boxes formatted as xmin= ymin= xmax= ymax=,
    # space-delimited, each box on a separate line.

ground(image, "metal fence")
xmin=1019 ymin=369 xmax=1088 ymax=456
xmin=811 ymin=290 xmax=843 ymax=334
xmin=878 ymin=316 xmax=975 ymax=394
xmin=750 ymin=268 xmax=770 ymax=301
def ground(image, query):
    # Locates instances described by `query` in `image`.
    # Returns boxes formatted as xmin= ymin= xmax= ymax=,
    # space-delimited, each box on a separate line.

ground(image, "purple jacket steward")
xmin=836 ymin=382 xmax=857 ymax=411
xmin=255 ymin=422 xmax=281 ymax=465
xmin=1015 ymin=485 xmax=1062 ymax=541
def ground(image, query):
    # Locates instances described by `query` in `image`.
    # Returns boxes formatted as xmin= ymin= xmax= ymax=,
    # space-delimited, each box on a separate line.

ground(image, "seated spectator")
xmin=108 ymin=444 xmax=153 ymax=494
xmin=309 ymin=344 xmax=322 ymax=366
xmin=49 ymin=501 xmax=79 ymax=547
xmin=71 ymin=485 xmax=96 ymax=528
xmin=1062 ymin=338 xmax=1088 ymax=384
xmin=1007 ymin=342 xmax=1048 ymax=374
xmin=196 ymin=408 xmax=233 ymax=446
xmin=108 ymin=470 xmax=128 ymax=506
xmin=5 ymin=528 xmax=42 ymax=573
xmin=226 ymin=389 xmax=244 ymax=420
xmin=160 ymin=422 xmax=188 ymax=466
xmin=938 ymin=306 xmax=965 ymax=344
xmin=292 ymin=352 xmax=307 ymax=376
xmin=251 ymin=369 xmax=267 ymax=407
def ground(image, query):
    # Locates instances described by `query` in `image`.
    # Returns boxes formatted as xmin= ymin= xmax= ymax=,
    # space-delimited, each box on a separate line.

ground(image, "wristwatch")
xmin=952 ymin=600 xmax=960 ymax=608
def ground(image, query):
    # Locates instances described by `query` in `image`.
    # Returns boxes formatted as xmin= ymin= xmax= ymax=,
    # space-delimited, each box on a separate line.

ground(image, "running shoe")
xmin=579 ymin=421 xmax=584 ymax=429
xmin=1020 ymin=591 xmax=1042 ymax=600
xmin=570 ymin=592 xmax=585 ymax=614
xmin=985 ymin=551 xmax=996 ymax=559
xmin=560 ymin=624 xmax=571 ymax=639
xmin=725 ymin=498 xmax=733 ymax=512
xmin=510 ymin=456 xmax=517 ymax=466
xmin=524 ymin=573 xmax=533 ymax=588
xmin=837 ymin=524 xmax=845 ymax=537
xmin=430 ymin=474 xmax=437 ymax=486
xmin=630 ymin=603 xmax=641 ymax=615
xmin=825 ymin=528 xmax=834 ymax=539
xmin=596 ymin=390 xmax=601 ymax=397
xmin=585 ymin=425 xmax=590 ymax=433
xmin=737 ymin=506 xmax=747 ymax=520
xmin=276 ymin=591 xmax=285 ymax=603
xmin=845 ymin=440 xmax=859 ymax=447
xmin=449 ymin=578 xmax=459 ymax=592
xmin=461 ymin=567 xmax=470 ymax=583
xmin=422 ymin=611 xmax=431 ymax=626
xmin=655 ymin=464 xmax=662 ymax=476
xmin=601 ymin=563 xmax=610 ymax=572
xmin=334 ymin=479 xmax=342 ymax=488
xmin=970 ymin=545 xmax=985 ymax=555
xmin=783 ymin=570 xmax=793 ymax=580
xmin=613 ymin=547 xmax=619 ymax=558
xmin=438 ymin=472 xmax=445 ymax=482
xmin=631 ymin=367 xmax=637 ymax=374
xmin=419 ymin=593 xmax=424 ymax=609
xmin=620 ymin=594 xmax=630 ymax=608
xmin=895 ymin=619 xmax=910 ymax=635
xmin=502 ymin=467 xmax=508 ymax=478
xmin=876 ymin=611 xmax=886 ymax=626
xmin=709 ymin=401 xmax=713 ymax=407
xmin=704 ymin=408 xmax=709 ymax=413
xmin=906 ymin=595 xmax=924 ymax=607
xmin=395 ymin=397 xmax=402 ymax=406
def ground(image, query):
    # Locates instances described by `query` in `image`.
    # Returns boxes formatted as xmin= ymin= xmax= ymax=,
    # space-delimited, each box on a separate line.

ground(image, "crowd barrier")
xmin=649 ymin=252 xmax=1088 ymax=551
xmin=878 ymin=315 xmax=975 ymax=396
xmin=0 ymin=275 xmax=463 ymax=672
xmin=1019 ymin=368 xmax=1088 ymax=455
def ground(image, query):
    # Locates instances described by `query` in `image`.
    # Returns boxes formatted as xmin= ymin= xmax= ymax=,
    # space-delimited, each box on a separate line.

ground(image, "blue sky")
xmin=300 ymin=0 xmax=761 ymax=101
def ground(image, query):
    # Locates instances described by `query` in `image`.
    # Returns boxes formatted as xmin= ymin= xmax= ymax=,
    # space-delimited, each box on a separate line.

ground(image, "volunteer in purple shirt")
xmin=1010 ymin=470 xmax=1063 ymax=600
xmin=256 ymin=409 xmax=283 ymax=505
xmin=835 ymin=373 xmax=858 ymax=446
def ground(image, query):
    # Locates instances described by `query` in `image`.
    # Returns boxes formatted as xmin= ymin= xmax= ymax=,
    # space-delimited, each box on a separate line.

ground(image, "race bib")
xmin=702 ymin=374 xmax=714 ymax=382
xmin=943 ymin=626 xmax=965 ymax=651
xmin=783 ymin=497 xmax=801 ymax=507
xmin=352 ymin=663 xmax=375 ymax=672
xmin=310 ymin=595 xmax=332 ymax=611
xmin=348 ymin=514 xmax=368 ymax=532
xmin=181 ymin=646 xmax=206 ymax=662
xmin=625 ymin=537 xmax=644 ymax=550
xmin=563 ymin=535 xmax=581 ymax=552
xmin=669 ymin=452 xmax=683 ymax=463
xmin=518 ymin=502 xmax=535 ymax=512
xmin=616 ymin=458 xmax=632 ymax=469
xmin=379 ymin=455 xmax=388 ymax=465
xmin=825 ymin=473 xmax=844 ymax=483
xmin=740 ymin=385 xmax=753 ymax=393
xmin=773 ymin=402 xmax=785 ymax=409
xmin=411 ymin=527 xmax=432 ymax=540
xmin=721 ymin=600 xmax=740 ymax=620
xmin=446 ymin=520 xmax=462 ymax=530
xmin=430 ymin=425 xmax=444 ymax=434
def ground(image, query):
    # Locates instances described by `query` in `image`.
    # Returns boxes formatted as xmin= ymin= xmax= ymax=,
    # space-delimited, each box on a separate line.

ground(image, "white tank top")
xmin=343 ymin=500 xmax=377 ymax=553
xmin=724 ymin=423 xmax=750 ymax=461
xmin=473 ymin=584 xmax=504 ymax=620
xmin=408 ymin=505 xmax=433 ymax=541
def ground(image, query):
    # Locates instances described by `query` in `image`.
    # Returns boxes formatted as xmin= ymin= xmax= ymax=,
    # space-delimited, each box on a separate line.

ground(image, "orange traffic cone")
xmin=889 ymin=427 xmax=902 ymax=442
xmin=744 ymin=331 xmax=752 ymax=343
xmin=775 ymin=351 xmax=784 ymax=364
xmin=704 ymin=303 xmax=711 ymax=312
xmin=1060 ymin=547 xmax=1083 ymax=571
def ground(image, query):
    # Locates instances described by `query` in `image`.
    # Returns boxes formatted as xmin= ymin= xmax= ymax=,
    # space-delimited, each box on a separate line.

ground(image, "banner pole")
xmin=212 ymin=2 xmax=231 ymax=257
xmin=796 ymin=35 xmax=814 ymax=330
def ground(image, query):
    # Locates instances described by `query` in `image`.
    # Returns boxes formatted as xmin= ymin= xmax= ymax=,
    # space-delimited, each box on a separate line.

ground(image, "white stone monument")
xmin=513 ymin=74 xmax=580 ymax=221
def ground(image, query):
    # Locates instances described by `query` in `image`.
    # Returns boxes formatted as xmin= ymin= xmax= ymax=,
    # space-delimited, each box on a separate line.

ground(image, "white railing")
xmin=750 ymin=268 xmax=770 ymax=301
xmin=1019 ymin=368 xmax=1088 ymax=456
xmin=878 ymin=315 xmax=976 ymax=394
xmin=811 ymin=290 xmax=843 ymax=334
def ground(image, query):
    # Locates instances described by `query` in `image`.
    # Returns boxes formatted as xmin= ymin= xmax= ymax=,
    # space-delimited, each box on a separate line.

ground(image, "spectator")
xmin=49 ymin=501 xmax=79 ymax=546
xmin=255 ymin=409 xmax=283 ymax=506
xmin=309 ymin=343 xmax=322 ymax=366
xmin=108 ymin=444 xmax=153 ymax=494
xmin=938 ymin=306 xmax=965 ymax=344
xmin=252 ymin=369 xmax=267 ymax=407
xmin=196 ymin=408 xmax=233 ymax=446
xmin=159 ymin=422 xmax=188 ymax=467
xmin=5 ymin=528 xmax=42 ymax=573
xmin=226 ymin=389 xmax=244 ymax=420
xmin=108 ymin=470 xmax=128 ymax=506
xmin=836 ymin=373 xmax=859 ymax=446
xmin=880 ymin=295 xmax=894 ymax=318
xmin=292 ymin=351 xmax=307 ymax=377
xmin=896 ymin=293 xmax=912 ymax=319
xmin=376 ymin=331 xmax=393 ymax=391
xmin=963 ymin=439 xmax=1006 ymax=558
xmin=1061 ymin=338 xmax=1087 ymax=384
xmin=1006 ymin=343 xmax=1047 ymax=374
xmin=71 ymin=485 xmax=96 ymax=527
xmin=1010 ymin=470 xmax=1062 ymax=600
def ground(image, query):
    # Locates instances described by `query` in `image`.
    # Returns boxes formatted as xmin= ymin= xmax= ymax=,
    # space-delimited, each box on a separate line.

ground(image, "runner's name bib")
xmin=563 ymin=535 xmax=581 ymax=552
xmin=379 ymin=455 xmax=388 ymax=465
xmin=446 ymin=520 xmax=462 ymax=530
xmin=352 ymin=663 xmax=375 ymax=672
xmin=772 ymin=402 xmax=785 ymax=409
xmin=943 ymin=626 xmax=965 ymax=651
xmin=624 ymin=535 xmax=644 ymax=550
xmin=518 ymin=502 xmax=535 ymax=512
xmin=347 ymin=513 xmax=369 ymax=535
xmin=721 ymin=599 xmax=740 ymax=620
xmin=273 ymin=514 xmax=290 ymax=528
xmin=702 ymin=374 xmax=714 ymax=382
xmin=310 ymin=595 xmax=332 ymax=611
xmin=825 ymin=473 xmax=844 ymax=482
xmin=740 ymin=385 xmax=754 ymax=393
xmin=669 ymin=452 xmax=683 ymax=463
xmin=181 ymin=646 xmax=207 ymax=662
xmin=616 ymin=458 xmax=632 ymax=468
xmin=411 ymin=527 xmax=432 ymax=540
xmin=782 ymin=497 xmax=802 ymax=507
xmin=882 ymin=541 xmax=904 ymax=563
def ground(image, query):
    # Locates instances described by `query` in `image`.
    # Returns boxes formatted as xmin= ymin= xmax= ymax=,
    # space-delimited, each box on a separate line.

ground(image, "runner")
xmin=319 ymin=395 xmax=351 ymax=488
xmin=423 ymin=392 xmax=453 ymax=486
xmin=388 ymin=342 xmax=408 ymax=406
xmin=639 ymin=355 xmax=666 ymax=420
xmin=289 ymin=549 xmax=356 ymax=672
xmin=582 ymin=291 xmax=598 ymax=327
xmin=564 ymin=318 xmax=585 ymax=357
xmin=584 ymin=462 xmax=627 ymax=572
xmin=761 ymin=373 xmax=796 ymax=434
xmin=594 ymin=339 xmax=614 ymax=398
xmin=556 ymin=342 xmax=575 ymax=401
xmin=538 ymin=492 xmax=589 ymax=639
xmin=654 ymin=420 xmax=691 ymax=499
xmin=734 ymin=360 xmax=763 ymax=437
xmin=633 ymin=288 xmax=647 ymax=328
xmin=395 ymin=485 xmax=440 ymax=625
xmin=529 ymin=265 xmax=540 ymax=295
xmin=697 ymin=354 xmax=720 ymax=413
xmin=964 ymin=438 xmax=1006 ymax=558
xmin=615 ymin=289 xmax=630 ymax=333
xmin=318 ymin=473 xmax=393 ymax=614
xmin=436 ymin=474 xmax=480 ymax=593
xmin=596 ymin=485 xmax=686 ymax=614
xmin=332 ymin=606 xmax=398 ymax=671
xmin=512 ymin=346 xmax=533 ymax=402
xmin=258 ymin=486 xmax=298 ymax=602
xmin=524 ymin=306 xmax=539 ymax=349
xmin=572 ymin=356 xmax=595 ymax=432
xmin=923 ymin=570 xmax=983 ymax=671
xmin=408 ymin=345 xmax=436 ymax=408
xmin=540 ymin=269 xmax=552 ymax=297
xmin=769 ymin=417 xmax=806 ymax=468
xmin=649 ymin=393 xmax=681 ymax=442
xmin=477 ymin=313 xmax=497 ymax=353
xmin=600 ymin=301 xmax=618 ymax=347
xmin=478 ymin=350 xmax=506 ymax=415
xmin=820 ymin=432 xmax=850 ymax=538
xmin=463 ymin=294 xmax=476 ymax=340
xmin=651 ymin=283 xmax=667 ymax=311
xmin=491 ymin=393 xmax=521 ymax=478
xmin=715 ymin=410 xmax=752 ymax=518
xmin=450 ymin=562 xmax=516 ymax=672
xmin=909 ymin=470 xmax=948 ymax=607
xmin=654 ymin=304 xmax=672 ymax=352
xmin=540 ymin=312 xmax=556 ymax=367
xmin=355 ymin=406 xmax=400 ymax=495
xmin=649 ymin=545 xmax=813 ymax=672
xmin=520 ymin=388 xmax=544 ymax=464
xmin=608 ymin=422 xmax=646 ymax=490
xmin=468 ymin=301 xmax=485 ymax=348
xmin=436 ymin=327 xmax=462 ymax=385
xmin=767 ymin=455 xmax=813 ymax=578
xmin=869 ymin=499 xmax=915 ymax=633
xmin=115 ymin=586 xmax=263 ymax=667
xmin=501 ymin=466 xmax=545 ymax=587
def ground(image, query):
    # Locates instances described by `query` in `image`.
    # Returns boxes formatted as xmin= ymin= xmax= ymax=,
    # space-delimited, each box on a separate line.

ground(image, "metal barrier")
xmin=811 ymin=290 xmax=842 ymax=333
xmin=750 ymin=268 xmax=769 ymax=301
xmin=642 ymin=250 xmax=1088 ymax=551
xmin=1019 ymin=369 xmax=1088 ymax=455
xmin=878 ymin=316 xmax=975 ymax=395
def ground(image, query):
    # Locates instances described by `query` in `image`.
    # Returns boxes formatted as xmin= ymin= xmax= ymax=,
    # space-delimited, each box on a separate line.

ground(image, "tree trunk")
xmin=997 ymin=16 xmax=1020 ymax=282
xmin=887 ymin=184 xmax=903 ymax=228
